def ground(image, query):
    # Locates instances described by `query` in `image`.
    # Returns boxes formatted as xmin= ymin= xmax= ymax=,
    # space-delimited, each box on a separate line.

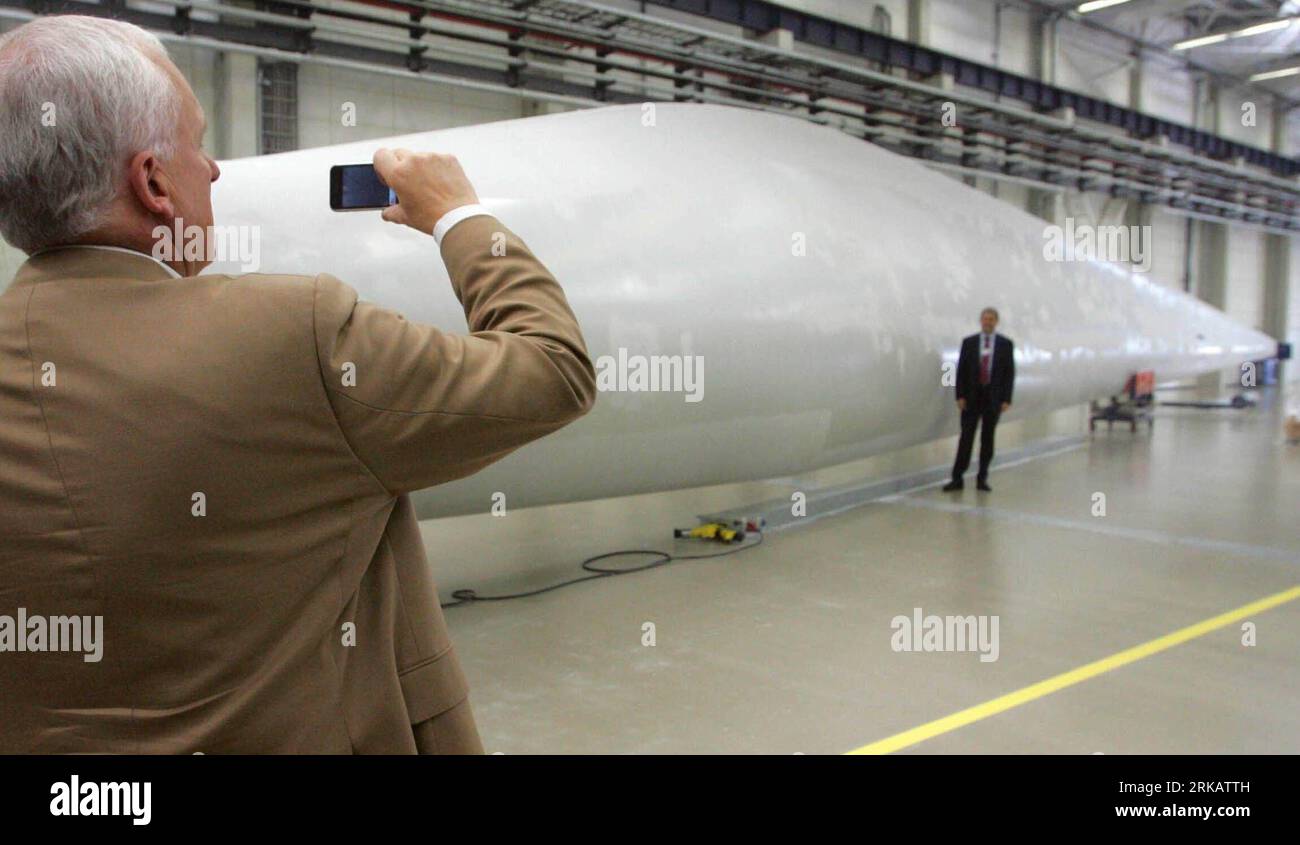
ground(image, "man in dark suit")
xmin=943 ymin=308 xmax=1015 ymax=492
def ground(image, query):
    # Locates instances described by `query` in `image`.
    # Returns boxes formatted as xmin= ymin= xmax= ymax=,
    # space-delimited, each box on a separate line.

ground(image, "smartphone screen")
xmin=329 ymin=164 xmax=397 ymax=211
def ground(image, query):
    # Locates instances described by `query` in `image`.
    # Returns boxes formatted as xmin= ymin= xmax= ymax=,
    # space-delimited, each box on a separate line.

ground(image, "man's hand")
xmin=957 ymin=398 xmax=966 ymax=411
xmin=1001 ymin=402 xmax=1010 ymax=413
xmin=372 ymin=148 xmax=480 ymax=235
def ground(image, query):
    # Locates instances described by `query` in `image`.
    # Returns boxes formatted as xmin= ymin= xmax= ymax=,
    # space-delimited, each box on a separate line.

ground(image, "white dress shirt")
xmin=980 ymin=331 xmax=995 ymax=373
xmin=31 ymin=244 xmax=182 ymax=278
xmin=432 ymin=203 xmax=493 ymax=245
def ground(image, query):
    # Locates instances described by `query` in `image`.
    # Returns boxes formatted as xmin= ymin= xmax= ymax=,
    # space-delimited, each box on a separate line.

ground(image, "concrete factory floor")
xmin=429 ymin=392 xmax=1300 ymax=754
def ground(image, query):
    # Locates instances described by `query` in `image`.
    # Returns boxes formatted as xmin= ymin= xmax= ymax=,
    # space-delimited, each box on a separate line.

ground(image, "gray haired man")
xmin=0 ymin=15 xmax=595 ymax=753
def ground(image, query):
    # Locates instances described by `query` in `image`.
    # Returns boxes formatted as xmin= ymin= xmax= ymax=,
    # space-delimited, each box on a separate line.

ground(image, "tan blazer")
xmin=0 ymin=215 xmax=595 ymax=753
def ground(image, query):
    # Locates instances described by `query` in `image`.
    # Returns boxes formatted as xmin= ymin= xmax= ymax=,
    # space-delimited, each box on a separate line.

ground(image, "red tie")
xmin=979 ymin=335 xmax=991 ymax=385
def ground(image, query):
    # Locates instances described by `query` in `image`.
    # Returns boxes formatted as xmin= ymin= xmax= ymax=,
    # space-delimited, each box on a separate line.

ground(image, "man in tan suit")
xmin=0 ymin=16 xmax=595 ymax=753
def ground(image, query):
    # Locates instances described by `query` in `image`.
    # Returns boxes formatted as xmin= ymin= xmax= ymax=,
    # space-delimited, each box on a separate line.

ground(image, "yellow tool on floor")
xmin=673 ymin=521 xmax=745 ymax=544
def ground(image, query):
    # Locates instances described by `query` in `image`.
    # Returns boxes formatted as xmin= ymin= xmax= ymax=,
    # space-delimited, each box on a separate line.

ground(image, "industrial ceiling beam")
xmin=1 ymin=0 xmax=1295 ymax=230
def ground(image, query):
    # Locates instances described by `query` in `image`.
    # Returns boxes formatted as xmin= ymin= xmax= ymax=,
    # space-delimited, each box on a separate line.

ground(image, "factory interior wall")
xmin=1147 ymin=208 xmax=1190 ymax=292
xmin=1289 ymin=246 xmax=1300 ymax=384
xmin=929 ymin=0 xmax=1002 ymax=66
xmin=767 ymin=0 xmax=898 ymax=31
xmin=0 ymin=239 xmax=22 ymax=291
xmin=295 ymin=64 xmax=528 ymax=151
xmin=0 ymin=19 xmax=20 ymax=286
xmin=1054 ymin=19 xmax=1132 ymax=105
xmin=1218 ymin=83 xmax=1276 ymax=151
xmin=1 ymin=2 xmax=1297 ymax=387
xmin=1140 ymin=57 xmax=1195 ymax=125
xmin=1226 ymin=227 xmax=1267 ymax=333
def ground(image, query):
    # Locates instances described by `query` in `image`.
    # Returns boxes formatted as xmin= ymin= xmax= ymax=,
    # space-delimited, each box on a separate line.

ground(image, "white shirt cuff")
xmin=433 ymin=204 xmax=493 ymax=245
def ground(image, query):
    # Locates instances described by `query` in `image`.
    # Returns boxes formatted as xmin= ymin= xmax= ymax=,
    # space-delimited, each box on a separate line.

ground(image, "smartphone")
xmin=329 ymin=164 xmax=397 ymax=211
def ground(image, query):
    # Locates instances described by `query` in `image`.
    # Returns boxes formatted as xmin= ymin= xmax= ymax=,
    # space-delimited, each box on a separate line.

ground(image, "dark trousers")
xmin=951 ymin=390 xmax=1001 ymax=483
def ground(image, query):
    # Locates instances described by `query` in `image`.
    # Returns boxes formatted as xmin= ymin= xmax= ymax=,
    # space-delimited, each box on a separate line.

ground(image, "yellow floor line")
xmin=848 ymin=584 xmax=1300 ymax=755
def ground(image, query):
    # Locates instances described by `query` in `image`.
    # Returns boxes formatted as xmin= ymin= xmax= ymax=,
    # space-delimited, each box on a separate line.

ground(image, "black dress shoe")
xmin=976 ymin=479 xmax=992 ymax=492
xmin=941 ymin=480 xmax=963 ymax=492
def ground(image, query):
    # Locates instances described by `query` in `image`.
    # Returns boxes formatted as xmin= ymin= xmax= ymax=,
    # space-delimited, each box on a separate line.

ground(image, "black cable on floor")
xmin=440 ymin=528 xmax=765 ymax=608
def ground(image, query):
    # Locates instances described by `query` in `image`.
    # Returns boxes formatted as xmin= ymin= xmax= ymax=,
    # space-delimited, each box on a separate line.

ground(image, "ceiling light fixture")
xmin=1174 ymin=17 xmax=1297 ymax=51
xmin=1078 ymin=0 xmax=1133 ymax=12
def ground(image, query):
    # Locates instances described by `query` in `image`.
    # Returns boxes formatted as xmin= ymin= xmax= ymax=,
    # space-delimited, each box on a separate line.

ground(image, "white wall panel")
xmin=1226 ymin=228 xmax=1266 ymax=331
xmin=297 ymin=65 xmax=525 ymax=151
xmin=769 ymin=0 xmax=904 ymax=30
xmin=1141 ymin=64 xmax=1193 ymax=125
xmin=1217 ymin=85 xmax=1274 ymax=150
xmin=995 ymin=4 xmax=1035 ymax=76
xmin=929 ymin=0 xmax=999 ymax=65
xmin=1289 ymin=242 xmax=1300 ymax=382
xmin=1149 ymin=209 xmax=1189 ymax=292
xmin=1055 ymin=20 xmax=1131 ymax=106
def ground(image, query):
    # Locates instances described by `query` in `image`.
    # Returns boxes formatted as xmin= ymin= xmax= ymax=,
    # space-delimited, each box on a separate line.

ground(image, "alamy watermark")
xmin=152 ymin=217 xmax=261 ymax=271
xmin=1043 ymin=219 xmax=1152 ymax=272
xmin=50 ymin=777 xmax=150 ymax=825
xmin=0 ymin=608 xmax=103 ymax=662
xmin=595 ymin=347 xmax=704 ymax=403
xmin=891 ymin=607 xmax=999 ymax=662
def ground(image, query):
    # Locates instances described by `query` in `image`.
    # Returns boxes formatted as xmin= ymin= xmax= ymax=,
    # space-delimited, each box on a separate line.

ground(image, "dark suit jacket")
xmin=0 ymin=214 xmax=595 ymax=753
xmin=955 ymin=332 xmax=1015 ymax=407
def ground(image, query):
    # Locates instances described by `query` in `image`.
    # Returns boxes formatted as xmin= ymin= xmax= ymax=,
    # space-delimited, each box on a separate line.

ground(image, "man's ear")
xmin=125 ymin=149 xmax=176 ymax=220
